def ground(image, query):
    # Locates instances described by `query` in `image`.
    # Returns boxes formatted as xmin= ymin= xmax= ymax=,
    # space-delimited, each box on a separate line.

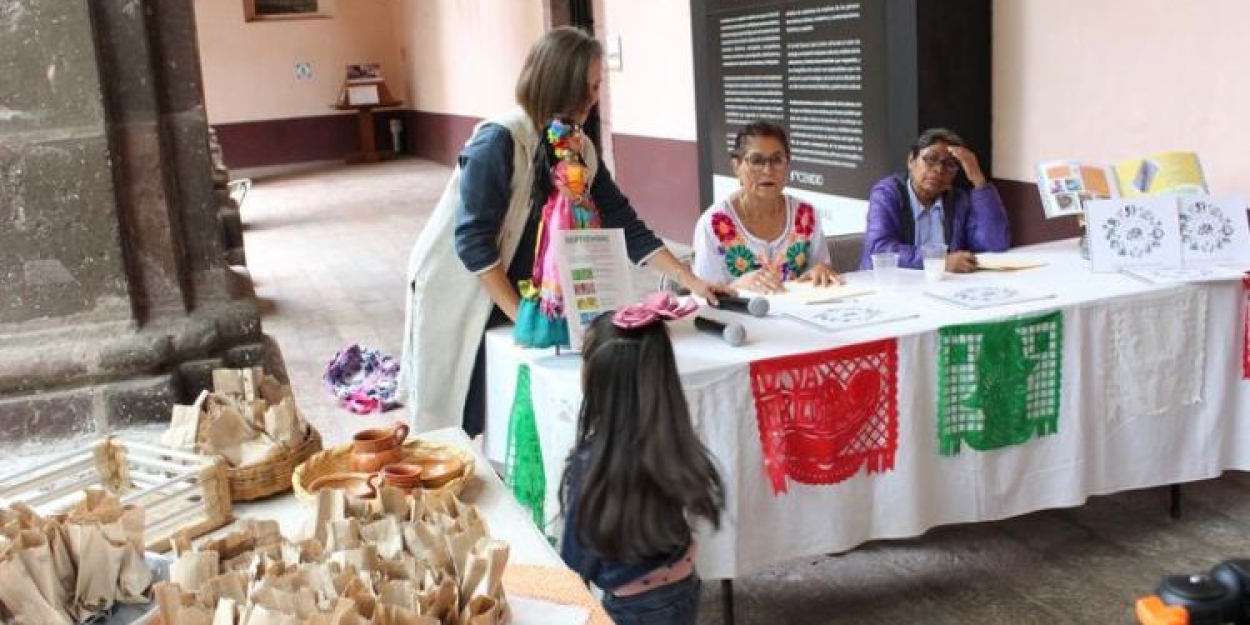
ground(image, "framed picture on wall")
xmin=244 ymin=0 xmax=334 ymax=21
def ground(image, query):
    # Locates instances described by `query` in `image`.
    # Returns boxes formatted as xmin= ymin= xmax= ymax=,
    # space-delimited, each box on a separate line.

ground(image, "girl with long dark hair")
xmin=559 ymin=292 xmax=725 ymax=625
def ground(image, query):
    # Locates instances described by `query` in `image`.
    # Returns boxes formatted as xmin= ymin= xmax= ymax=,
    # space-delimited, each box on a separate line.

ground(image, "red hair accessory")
xmin=612 ymin=292 xmax=698 ymax=329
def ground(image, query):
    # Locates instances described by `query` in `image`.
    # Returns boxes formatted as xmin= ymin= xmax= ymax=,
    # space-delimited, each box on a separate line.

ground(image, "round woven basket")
xmin=227 ymin=427 xmax=324 ymax=501
xmin=291 ymin=437 xmax=475 ymax=502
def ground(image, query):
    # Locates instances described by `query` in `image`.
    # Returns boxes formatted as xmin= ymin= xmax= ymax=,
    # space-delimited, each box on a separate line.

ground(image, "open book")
xmin=1036 ymin=152 xmax=1207 ymax=219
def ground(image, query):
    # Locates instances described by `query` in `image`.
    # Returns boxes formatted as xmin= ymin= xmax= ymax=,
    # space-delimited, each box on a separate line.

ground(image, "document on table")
xmin=743 ymin=281 xmax=875 ymax=306
xmin=924 ymin=281 xmax=1056 ymax=310
xmin=783 ymin=299 xmax=919 ymax=332
xmin=1122 ymin=266 xmax=1247 ymax=284
xmin=974 ymin=252 xmax=1048 ymax=271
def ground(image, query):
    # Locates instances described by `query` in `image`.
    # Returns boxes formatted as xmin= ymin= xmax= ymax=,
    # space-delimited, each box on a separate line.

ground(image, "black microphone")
xmin=709 ymin=295 xmax=770 ymax=317
xmin=694 ymin=316 xmax=746 ymax=347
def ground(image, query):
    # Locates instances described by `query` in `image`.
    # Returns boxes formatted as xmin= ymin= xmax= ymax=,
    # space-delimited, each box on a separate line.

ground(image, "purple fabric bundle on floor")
xmin=323 ymin=343 xmax=401 ymax=414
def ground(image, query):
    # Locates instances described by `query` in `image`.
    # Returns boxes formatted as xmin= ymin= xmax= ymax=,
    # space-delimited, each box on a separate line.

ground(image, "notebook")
xmin=784 ymin=300 xmax=919 ymax=333
xmin=974 ymin=252 xmax=1048 ymax=271
xmin=743 ymin=281 xmax=875 ymax=306
xmin=924 ymin=282 xmax=1055 ymax=310
xmin=1122 ymin=266 xmax=1246 ymax=284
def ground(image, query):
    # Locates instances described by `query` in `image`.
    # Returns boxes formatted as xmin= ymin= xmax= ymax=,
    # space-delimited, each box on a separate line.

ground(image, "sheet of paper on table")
xmin=511 ymin=595 xmax=590 ymax=625
xmin=974 ymin=252 xmax=1048 ymax=271
xmin=743 ymin=281 xmax=875 ymax=306
xmin=924 ymin=281 xmax=1056 ymax=310
xmin=783 ymin=297 xmax=919 ymax=332
xmin=1121 ymin=266 xmax=1247 ymax=284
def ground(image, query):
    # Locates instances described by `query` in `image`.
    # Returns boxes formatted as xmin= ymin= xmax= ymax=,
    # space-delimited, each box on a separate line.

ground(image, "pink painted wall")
xmin=193 ymin=0 xmax=405 ymax=124
xmin=993 ymin=0 xmax=1250 ymax=195
xmin=601 ymin=0 xmax=698 ymax=141
xmin=391 ymin=0 xmax=543 ymax=119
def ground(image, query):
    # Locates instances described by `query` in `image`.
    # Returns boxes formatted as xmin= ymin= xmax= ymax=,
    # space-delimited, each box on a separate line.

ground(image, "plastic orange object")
xmin=1135 ymin=595 xmax=1188 ymax=625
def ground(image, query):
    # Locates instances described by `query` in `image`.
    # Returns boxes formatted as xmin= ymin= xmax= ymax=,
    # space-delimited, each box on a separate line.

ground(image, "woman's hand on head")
xmin=947 ymin=145 xmax=988 ymax=188
xmin=796 ymin=264 xmax=843 ymax=287
xmin=731 ymin=267 xmax=783 ymax=294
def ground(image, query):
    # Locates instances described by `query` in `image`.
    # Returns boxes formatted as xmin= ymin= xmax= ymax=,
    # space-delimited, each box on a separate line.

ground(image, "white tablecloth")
xmin=485 ymin=239 xmax=1250 ymax=580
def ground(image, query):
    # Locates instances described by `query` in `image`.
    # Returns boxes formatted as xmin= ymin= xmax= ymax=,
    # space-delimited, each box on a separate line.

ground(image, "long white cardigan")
xmin=400 ymin=108 xmax=599 ymax=432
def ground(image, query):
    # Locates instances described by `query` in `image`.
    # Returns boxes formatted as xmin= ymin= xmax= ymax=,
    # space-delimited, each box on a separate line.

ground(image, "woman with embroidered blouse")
xmin=692 ymin=120 xmax=841 ymax=293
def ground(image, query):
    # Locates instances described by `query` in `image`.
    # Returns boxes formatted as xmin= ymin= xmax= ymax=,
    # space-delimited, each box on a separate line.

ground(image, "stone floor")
xmin=235 ymin=157 xmax=1250 ymax=625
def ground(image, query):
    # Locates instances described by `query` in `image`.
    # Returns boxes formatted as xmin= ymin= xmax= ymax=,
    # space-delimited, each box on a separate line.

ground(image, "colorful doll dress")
xmin=513 ymin=120 xmax=602 ymax=348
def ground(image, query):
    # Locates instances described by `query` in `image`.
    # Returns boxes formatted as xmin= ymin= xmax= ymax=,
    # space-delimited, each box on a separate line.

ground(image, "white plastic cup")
xmin=871 ymin=252 xmax=900 ymax=290
xmin=921 ymin=244 xmax=947 ymax=283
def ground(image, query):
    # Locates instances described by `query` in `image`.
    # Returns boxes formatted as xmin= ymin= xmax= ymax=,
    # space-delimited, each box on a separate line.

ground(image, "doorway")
xmin=545 ymin=0 xmax=613 ymax=170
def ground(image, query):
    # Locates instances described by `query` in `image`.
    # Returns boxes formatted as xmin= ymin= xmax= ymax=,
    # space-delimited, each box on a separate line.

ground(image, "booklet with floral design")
xmin=924 ymin=282 xmax=1056 ymax=310
xmin=1177 ymin=194 xmax=1250 ymax=266
xmin=1122 ymin=266 xmax=1247 ymax=285
xmin=1035 ymin=152 xmax=1207 ymax=219
xmin=1085 ymin=194 xmax=1250 ymax=273
xmin=783 ymin=298 xmax=918 ymax=332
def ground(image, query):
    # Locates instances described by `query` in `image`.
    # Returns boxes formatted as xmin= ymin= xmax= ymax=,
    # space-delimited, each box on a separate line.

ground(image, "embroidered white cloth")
xmin=1101 ymin=287 xmax=1207 ymax=423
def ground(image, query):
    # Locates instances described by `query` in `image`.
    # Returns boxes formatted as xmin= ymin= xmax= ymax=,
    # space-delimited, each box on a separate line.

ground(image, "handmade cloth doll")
xmin=513 ymin=119 xmax=602 ymax=348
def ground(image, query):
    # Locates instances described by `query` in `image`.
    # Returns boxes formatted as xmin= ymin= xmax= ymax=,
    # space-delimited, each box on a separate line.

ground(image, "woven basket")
xmin=227 ymin=427 xmax=324 ymax=501
xmin=292 ymin=437 xmax=475 ymax=502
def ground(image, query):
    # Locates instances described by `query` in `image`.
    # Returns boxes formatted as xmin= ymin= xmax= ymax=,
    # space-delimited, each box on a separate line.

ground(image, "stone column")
xmin=0 ymin=0 xmax=283 ymax=450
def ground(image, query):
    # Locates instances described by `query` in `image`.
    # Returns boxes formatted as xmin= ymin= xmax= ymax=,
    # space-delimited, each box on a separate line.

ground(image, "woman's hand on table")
xmin=679 ymin=272 xmax=734 ymax=305
xmin=731 ymin=267 xmax=784 ymax=294
xmin=797 ymin=264 xmax=843 ymax=287
xmin=946 ymin=251 xmax=979 ymax=273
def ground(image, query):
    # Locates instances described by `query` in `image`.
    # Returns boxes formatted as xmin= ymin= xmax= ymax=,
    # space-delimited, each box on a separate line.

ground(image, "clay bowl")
xmin=379 ymin=463 xmax=423 ymax=490
xmin=415 ymin=455 xmax=466 ymax=489
xmin=307 ymin=472 xmax=378 ymax=499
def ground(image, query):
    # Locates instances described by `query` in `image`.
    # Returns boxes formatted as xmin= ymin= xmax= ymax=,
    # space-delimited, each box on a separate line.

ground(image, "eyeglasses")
xmin=740 ymin=153 xmax=789 ymax=171
xmin=920 ymin=153 xmax=960 ymax=173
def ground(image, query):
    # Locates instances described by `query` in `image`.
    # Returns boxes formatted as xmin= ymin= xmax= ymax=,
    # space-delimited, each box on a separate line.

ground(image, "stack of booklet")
xmin=924 ymin=282 xmax=1056 ymax=310
xmin=742 ymin=281 xmax=875 ymax=306
xmin=783 ymin=299 xmax=919 ymax=333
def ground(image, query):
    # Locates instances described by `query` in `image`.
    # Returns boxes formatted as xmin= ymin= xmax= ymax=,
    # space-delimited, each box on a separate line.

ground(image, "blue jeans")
xmin=602 ymin=574 xmax=701 ymax=625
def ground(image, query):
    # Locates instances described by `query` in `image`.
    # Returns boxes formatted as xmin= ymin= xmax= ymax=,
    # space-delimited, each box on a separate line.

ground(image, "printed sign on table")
xmin=554 ymin=228 xmax=633 ymax=350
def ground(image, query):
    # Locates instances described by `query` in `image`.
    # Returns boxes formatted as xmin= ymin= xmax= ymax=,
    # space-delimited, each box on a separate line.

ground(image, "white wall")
xmin=993 ymin=0 xmax=1250 ymax=195
xmin=194 ymin=0 xmax=404 ymax=124
xmin=391 ymin=0 xmax=543 ymax=118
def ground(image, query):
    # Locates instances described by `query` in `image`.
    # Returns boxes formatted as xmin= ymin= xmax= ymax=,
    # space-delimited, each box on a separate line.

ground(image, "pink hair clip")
xmin=612 ymin=291 xmax=698 ymax=329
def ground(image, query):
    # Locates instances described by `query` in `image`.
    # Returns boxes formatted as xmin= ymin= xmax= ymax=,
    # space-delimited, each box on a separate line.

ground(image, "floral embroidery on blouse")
xmin=712 ymin=200 xmax=818 ymax=280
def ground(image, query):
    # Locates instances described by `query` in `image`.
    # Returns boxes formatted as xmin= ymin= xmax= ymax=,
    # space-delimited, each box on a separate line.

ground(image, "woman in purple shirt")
xmin=859 ymin=128 xmax=1010 ymax=272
